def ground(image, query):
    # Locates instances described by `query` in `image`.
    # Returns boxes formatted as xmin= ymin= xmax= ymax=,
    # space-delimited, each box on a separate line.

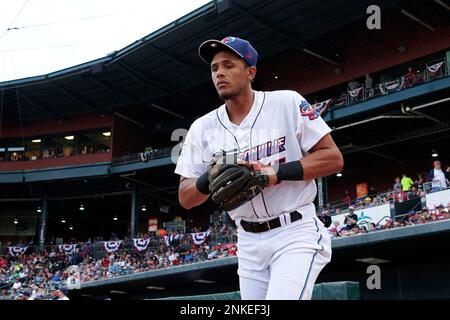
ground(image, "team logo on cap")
xmin=299 ymin=100 xmax=319 ymax=120
xmin=222 ymin=37 xmax=236 ymax=44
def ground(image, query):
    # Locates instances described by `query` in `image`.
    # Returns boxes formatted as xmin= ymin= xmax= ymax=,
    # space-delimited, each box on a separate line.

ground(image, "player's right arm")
xmin=174 ymin=119 xmax=211 ymax=210
xmin=178 ymin=176 xmax=210 ymax=209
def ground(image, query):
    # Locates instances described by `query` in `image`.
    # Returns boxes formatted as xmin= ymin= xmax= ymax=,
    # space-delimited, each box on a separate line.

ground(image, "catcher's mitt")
xmin=208 ymin=164 xmax=269 ymax=211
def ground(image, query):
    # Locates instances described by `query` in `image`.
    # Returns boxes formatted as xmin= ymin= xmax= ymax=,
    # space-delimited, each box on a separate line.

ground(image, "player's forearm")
xmin=178 ymin=178 xmax=210 ymax=209
xmin=300 ymin=147 xmax=343 ymax=180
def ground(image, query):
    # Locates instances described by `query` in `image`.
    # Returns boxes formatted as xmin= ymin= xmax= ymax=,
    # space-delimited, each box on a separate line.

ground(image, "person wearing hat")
xmin=344 ymin=206 xmax=358 ymax=230
xmin=52 ymin=288 xmax=69 ymax=300
xmin=428 ymin=160 xmax=447 ymax=192
xmin=175 ymin=36 xmax=343 ymax=300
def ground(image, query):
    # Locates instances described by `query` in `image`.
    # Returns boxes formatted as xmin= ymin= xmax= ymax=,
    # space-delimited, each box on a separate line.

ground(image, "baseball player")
xmin=175 ymin=36 xmax=343 ymax=300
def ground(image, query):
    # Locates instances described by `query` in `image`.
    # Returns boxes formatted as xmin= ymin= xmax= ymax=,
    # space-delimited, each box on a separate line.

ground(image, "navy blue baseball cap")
xmin=198 ymin=36 xmax=258 ymax=67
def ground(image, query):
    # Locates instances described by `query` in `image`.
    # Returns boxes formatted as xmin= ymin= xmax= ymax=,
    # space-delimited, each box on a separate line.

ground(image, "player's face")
xmin=210 ymin=51 xmax=256 ymax=100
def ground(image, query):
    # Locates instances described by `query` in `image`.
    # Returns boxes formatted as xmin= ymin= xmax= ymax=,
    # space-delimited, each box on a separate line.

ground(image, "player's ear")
xmin=247 ymin=66 xmax=257 ymax=82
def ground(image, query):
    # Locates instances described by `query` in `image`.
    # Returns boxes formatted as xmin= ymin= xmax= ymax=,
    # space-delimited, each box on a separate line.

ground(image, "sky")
xmin=0 ymin=0 xmax=210 ymax=82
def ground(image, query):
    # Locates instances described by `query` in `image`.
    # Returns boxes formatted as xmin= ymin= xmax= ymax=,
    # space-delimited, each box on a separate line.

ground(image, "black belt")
xmin=240 ymin=211 xmax=303 ymax=233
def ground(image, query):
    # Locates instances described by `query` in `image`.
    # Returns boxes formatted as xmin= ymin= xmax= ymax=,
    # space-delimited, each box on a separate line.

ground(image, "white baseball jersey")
xmin=175 ymin=90 xmax=331 ymax=222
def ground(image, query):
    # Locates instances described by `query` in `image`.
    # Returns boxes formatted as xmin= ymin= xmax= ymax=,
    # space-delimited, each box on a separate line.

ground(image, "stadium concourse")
xmin=1 ymin=0 xmax=450 ymax=299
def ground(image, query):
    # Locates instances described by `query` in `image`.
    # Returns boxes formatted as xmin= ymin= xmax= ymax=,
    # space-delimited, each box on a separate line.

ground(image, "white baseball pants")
xmin=236 ymin=210 xmax=332 ymax=300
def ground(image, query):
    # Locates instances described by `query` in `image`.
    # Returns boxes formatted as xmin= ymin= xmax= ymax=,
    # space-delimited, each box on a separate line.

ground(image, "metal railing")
xmin=323 ymin=57 xmax=448 ymax=112
xmin=111 ymin=147 xmax=173 ymax=166
xmin=0 ymin=232 xmax=238 ymax=259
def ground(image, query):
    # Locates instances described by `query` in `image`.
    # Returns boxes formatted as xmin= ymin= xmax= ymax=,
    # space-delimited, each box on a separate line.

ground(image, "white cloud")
xmin=0 ymin=0 xmax=210 ymax=81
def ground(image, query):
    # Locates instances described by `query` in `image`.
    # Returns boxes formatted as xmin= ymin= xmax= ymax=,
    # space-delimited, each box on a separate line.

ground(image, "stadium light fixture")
xmin=146 ymin=286 xmax=165 ymax=290
xmin=13 ymin=217 xmax=19 ymax=224
xmin=32 ymin=139 xmax=41 ymax=143
xmin=274 ymin=75 xmax=279 ymax=79
xmin=432 ymin=150 xmax=438 ymax=158
xmin=141 ymin=205 xmax=147 ymax=212
xmin=194 ymin=279 xmax=216 ymax=284
xmin=113 ymin=215 xmax=118 ymax=221
xmin=356 ymin=257 xmax=390 ymax=264
xmin=36 ymin=207 xmax=42 ymax=213
xmin=61 ymin=218 xmax=66 ymax=223
xmin=79 ymin=204 xmax=85 ymax=211
xmin=110 ymin=290 xmax=126 ymax=294
xmin=69 ymin=225 xmax=73 ymax=230
xmin=102 ymin=132 xmax=111 ymax=137
xmin=336 ymin=172 xmax=343 ymax=177
xmin=64 ymin=135 xmax=74 ymax=140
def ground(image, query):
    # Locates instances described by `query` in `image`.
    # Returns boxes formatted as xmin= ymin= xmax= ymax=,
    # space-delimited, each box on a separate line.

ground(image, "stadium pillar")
xmin=39 ymin=191 xmax=48 ymax=253
xmin=130 ymin=184 xmax=138 ymax=238
xmin=317 ymin=177 xmax=328 ymax=212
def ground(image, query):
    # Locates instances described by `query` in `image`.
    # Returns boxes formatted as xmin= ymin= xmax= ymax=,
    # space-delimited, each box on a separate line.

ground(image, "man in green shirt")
xmin=401 ymin=173 xmax=414 ymax=192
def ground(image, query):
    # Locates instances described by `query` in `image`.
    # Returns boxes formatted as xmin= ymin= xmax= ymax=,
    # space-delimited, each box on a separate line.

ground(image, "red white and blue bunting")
xmin=8 ymin=246 xmax=28 ymax=256
xmin=348 ymin=87 xmax=362 ymax=98
xmin=133 ymin=238 xmax=150 ymax=252
xmin=104 ymin=240 xmax=122 ymax=253
xmin=427 ymin=61 xmax=444 ymax=74
xmin=58 ymin=244 xmax=76 ymax=255
xmin=379 ymin=77 xmax=405 ymax=95
xmin=191 ymin=230 xmax=211 ymax=245
xmin=311 ymin=99 xmax=331 ymax=117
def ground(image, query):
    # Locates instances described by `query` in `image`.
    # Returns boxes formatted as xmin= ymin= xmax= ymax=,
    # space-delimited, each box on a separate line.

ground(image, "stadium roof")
xmin=2 ymin=0 xmax=440 ymax=125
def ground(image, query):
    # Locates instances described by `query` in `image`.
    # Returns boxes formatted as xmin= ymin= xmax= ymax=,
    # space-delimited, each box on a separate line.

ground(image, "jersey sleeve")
xmin=293 ymin=92 xmax=332 ymax=153
xmin=174 ymin=120 xmax=208 ymax=179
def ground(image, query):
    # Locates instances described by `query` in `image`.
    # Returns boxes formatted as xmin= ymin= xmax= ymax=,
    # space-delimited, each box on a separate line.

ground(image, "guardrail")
xmin=111 ymin=147 xmax=173 ymax=166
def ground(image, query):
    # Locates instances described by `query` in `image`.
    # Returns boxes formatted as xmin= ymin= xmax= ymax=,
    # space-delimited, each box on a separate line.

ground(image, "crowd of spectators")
xmin=0 ymin=224 xmax=237 ymax=300
xmin=327 ymin=205 xmax=450 ymax=239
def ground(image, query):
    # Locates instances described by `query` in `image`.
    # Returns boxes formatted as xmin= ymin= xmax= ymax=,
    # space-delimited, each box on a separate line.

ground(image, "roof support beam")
xmin=140 ymin=44 xmax=209 ymax=76
xmin=18 ymin=90 xmax=66 ymax=121
xmin=233 ymin=3 xmax=340 ymax=66
xmin=48 ymin=82 xmax=108 ymax=115
xmin=116 ymin=62 xmax=207 ymax=108
xmin=88 ymin=75 xmax=184 ymax=119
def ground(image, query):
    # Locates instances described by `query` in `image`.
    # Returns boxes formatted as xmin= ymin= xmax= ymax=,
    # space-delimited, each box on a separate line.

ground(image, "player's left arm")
xmin=299 ymin=133 xmax=343 ymax=180
xmin=244 ymin=133 xmax=342 ymax=185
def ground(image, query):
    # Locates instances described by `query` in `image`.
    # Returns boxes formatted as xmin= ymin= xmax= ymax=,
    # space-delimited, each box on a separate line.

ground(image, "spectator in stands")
xmin=428 ymin=160 xmax=447 ymax=191
xmin=368 ymin=185 xmax=377 ymax=198
xmin=408 ymin=186 xmax=419 ymax=199
xmin=343 ymin=189 xmax=352 ymax=206
xmin=348 ymin=78 xmax=360 ymax=91
xmin=419 ymin=208 xmax=432 ymax=222
xmin=394 ymin=186 xmax=408 ymax=203
xmin=335 ymin=91 xmax=347 ymax=107
xmin=401 ymin=173 xmax=414 ymax=192
xmin=445 ymin=166 xmax=450 ymax=186
xmin=393 ymin=177 xmax=402 ymax=192
xmin=52 ymin=288 xmax=69 ymax=300
xmin=414 ymin=174 xmax=424 ymax=190
xmin=405 ymin=67 xmax=416 ymax=88
xmin=357 ymin=200 xmax=365 ymax=210
xmin=100 ymin=256 xmax=110 ymax=268
xmin=318 ymin=209 xmax=332 ymax=228
xmin=365 ymin=73 xmax=374 ymax=98
xmin=417 ymin=187 xmax=425 ymax=198
xmin=344 ymin=206 xmax=358 ymax=230
xmin=408 ymin=210 xmax=422 ymax=224
xmin=348 ymin=78 xmax=361 ymax=102
xmin=364 ymin=197 xmax=373 ymax=208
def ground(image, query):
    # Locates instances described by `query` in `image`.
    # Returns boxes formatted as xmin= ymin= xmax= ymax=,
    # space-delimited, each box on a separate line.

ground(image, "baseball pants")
xmin=236 ymin=211 xmax=332 ymax=300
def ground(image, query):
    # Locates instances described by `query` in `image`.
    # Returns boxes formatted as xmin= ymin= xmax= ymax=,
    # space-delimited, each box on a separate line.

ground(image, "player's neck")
xmin=224 ymin=89 xmax=255 ymax=125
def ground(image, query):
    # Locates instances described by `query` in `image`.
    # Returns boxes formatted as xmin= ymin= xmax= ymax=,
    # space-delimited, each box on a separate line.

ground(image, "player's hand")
xmin=237 ymin=160 xmax=278 ymax=186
